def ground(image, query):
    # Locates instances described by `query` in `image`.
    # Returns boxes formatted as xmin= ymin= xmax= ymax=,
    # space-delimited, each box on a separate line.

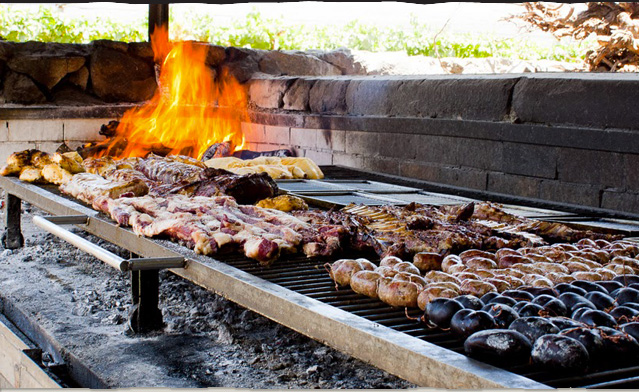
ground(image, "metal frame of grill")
xmin=2 ymin=167 xmax=639 ymax=389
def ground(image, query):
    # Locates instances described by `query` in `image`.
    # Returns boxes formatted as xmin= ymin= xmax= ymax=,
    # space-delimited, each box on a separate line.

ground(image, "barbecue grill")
xmin=3 ymin=166 xmax=639 ymax=388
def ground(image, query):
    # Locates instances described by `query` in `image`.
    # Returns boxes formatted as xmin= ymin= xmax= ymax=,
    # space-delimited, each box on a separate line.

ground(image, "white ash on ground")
xmin=0 ymin=197 xmax=416 ymax=389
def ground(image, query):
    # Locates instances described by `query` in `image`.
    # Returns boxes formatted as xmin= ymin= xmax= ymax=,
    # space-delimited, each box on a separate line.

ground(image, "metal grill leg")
xmin=2 ymin=193 xmax=24 ymax=249
xmin=127 ymin=269 xmax=164 ymax=334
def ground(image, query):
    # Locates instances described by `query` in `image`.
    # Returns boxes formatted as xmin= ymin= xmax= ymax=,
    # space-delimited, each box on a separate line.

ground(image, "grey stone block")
xmin=557 ymin=148 xmax=625 ymax=188
xmin=512 ymin=74 xmax=639 ymax=130
xmin=487 ymin=172 xmax=541 ymax=199
xmin=290 ymin=128 xmax=318 ymax=149
xmin=601 ymin=190 xmax=638 ymax=213
xmin=539 ymin=180 xmax=601 ymax=207
xmin=309 ymin=78 xmax=350 ymax=114
xmin=455 ymin=138 xmax=503 ymax=171
xmin=344 ymin=130 xmax=380 ymax=156
xmin=248 ymin=77 xmax=295 ymax=109
xmin=263 ymin=125 xmax=290 ymax=145
xmin=391 ymin=76 xmax=517 ymax=121
xmin=377 ymin=132 xmax=418 ymax=160
xmin=332 ymin=152 xmax=365 ymax=169
xmin=362 ymin=156 xmax=400 ymax=176
xmin=282 ymin=78 xmax=315 ymax=111
xmin=399 ymin=161 xmax=487 ymax=190
xmin=501 ymin=142 xmax=558 ymax=178
xmin=258 ymin=51 xmax=342 ymax=77
xmin=624 ymin=154 xmax=639 ymax=192
xmin=344 ymin=76 xmax=517 ymax=121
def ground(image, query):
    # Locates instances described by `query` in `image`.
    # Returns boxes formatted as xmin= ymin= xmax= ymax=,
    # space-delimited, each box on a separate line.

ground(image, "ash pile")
xmin=0 ymin=193 xmax=414 ymax=389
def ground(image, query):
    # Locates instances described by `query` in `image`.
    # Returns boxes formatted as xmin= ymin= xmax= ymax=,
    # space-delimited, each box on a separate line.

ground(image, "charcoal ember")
xmin=100 ymin=120 xmax=120 ymax=137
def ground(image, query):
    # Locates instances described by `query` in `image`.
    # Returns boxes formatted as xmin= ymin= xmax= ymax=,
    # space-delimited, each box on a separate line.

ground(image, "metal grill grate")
xmin=218 ymin=253 xmax=639 ymax=389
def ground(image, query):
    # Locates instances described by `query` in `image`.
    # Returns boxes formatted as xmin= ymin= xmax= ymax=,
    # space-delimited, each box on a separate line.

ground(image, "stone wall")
xmin=244 ymin=73 xmax=639 ymax=217
xmin=2 ymin=40 xmax=638 ymax=217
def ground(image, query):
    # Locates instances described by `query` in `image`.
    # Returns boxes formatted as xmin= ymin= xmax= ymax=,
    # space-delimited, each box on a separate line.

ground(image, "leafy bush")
xmin=0 ymin=4 xmax=590 ymax=63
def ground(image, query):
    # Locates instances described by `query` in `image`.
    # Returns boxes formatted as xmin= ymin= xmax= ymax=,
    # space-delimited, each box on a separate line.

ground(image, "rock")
xmin=89 ymin=46 xmax=157 ymax=102
xmin=312 ymin=48 xmax=363 ymax=75
xmin=221 ymin=47 xmax=263 ymax=83
xmin=259 ymin=50 xmax=342 ymax=76
xmin=1 ymin=70 xmax=47 ymax=104
xmin=127 ymin=42 xmax=154 ymax=60
xmin=282 ymin=78 xmax=317 ymax=111
xmin=91 ymin=40 xmax=129 ymax=53
xmin=7 ymin=54 xmax=85 ymax=90
xmin=248 ymin=76 xmax=294 ymax=109
xmin=51 ymin=85 xmax=105 ymax=106
xmin=67 ymin=65 xmax=89 ymax=90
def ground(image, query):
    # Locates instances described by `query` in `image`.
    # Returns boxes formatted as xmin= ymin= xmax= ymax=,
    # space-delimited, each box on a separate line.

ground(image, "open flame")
xmin=93 ymin=26 xmax=246 ymax=160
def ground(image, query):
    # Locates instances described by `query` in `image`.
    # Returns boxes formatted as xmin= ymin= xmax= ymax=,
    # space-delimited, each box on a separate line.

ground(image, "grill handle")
xmin=32 ymin=215 xmax=185 ymax=272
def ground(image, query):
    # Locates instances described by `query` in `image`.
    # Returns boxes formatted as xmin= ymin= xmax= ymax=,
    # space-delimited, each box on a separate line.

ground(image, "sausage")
xmin=536 ymin=262 xmax=570 ymax=274
xmin=493 ymin=274 xmax=525 ymax=288
xmin=417 ymin=286 xmax=459 ymax=311
xmin=465 ymin=257 xmax=498 ymax=270
xmin=350 ymin=270 xmax=382 ymax=298
xmin=460 ymin=250 xmax=497 ymax=262
xmin=594 ymin=268 xmax=617 ymax=280
xmin=380 ymin=255 xmax=403 ymax=268
xmin=393 ymin=272 xmax=428 ymax=290
xmin=604 ymin=263 xmax=635 ymax=275
xmin=498 ymin=268 xmax=526 ymax=279
xmin=427 ymin=281 xmax=461 ymax=293
xmin=562 ymin=261 xmax=593 ymax=273
xmin=329 ymin=259 xmax=367 ymax=286
xmin=412 ymin=252 xmax=443 ymax=273
xmin=356 ymin=258 xmax=378 ymax=271
xmin=576 ymin=238 xmax=599 ymax=249
xmin=460 ymin=279 xmax=497 ymax=297
xmin=498 ymin=254 xmax=529 ymax=268
xmin=377 ymin=277 xmax=420 ymax=308
xmin=512 ymin=263 xmax=544 ymax=275
xmin=553 ymin=243 xmax=579 ymax=252
xmin=454 ymin=272 xmax=482 ymax=281
xmin=495 ymin=248 xmax=520 ymax=259
xmin=468 ymin=268 xmax=496 ymax=279
xmin=545 ymin=272 xmax=575 ymax=284
xmin=393 ymin=261 xmax=422 ymax=276
xmin=609 ymin=256 xmax=639 ymax=272
xmin=525 ymin=253 xmax=553 ymax=263
xmin=485 ymin=278 xmax=511 ymax=292
xmin=571 ymin=271 xmax=603 ymax=282
xmin=375 ymin=266 xmax=398 ymax=278
xmin=424 ymin=270 xmax=461 ymax=285
xmin=446 ymin=264 xmax=468 ymax=275
xmin=441 ymin=255 xmax=463 ymax=273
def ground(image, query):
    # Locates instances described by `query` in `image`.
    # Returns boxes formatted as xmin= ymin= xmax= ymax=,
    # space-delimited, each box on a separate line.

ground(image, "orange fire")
xmin=96 ymin=26 xmax=246 ymax=160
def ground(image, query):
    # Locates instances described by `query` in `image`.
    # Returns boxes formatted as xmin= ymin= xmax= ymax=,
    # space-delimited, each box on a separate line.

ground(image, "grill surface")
xmin=3 ymin=166 xmax=639 ymax=388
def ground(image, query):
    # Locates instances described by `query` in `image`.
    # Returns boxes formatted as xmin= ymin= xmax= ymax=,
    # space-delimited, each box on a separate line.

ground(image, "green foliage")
xmin=0 ymin=4 xmax=589 ymax=63
xmin=0 ymin=4 xmax=146 ymax=43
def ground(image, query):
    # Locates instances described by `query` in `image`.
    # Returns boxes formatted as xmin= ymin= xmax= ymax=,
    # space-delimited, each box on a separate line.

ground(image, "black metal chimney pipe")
xmin=148 ymin=4 xmax=169 ymax=41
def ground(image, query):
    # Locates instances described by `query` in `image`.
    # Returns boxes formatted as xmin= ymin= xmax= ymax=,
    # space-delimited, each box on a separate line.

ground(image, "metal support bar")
xmin=32 ymin=214 xmax=184 ymax=334
xmin=128 ymin=269 xmax=164 ymax=334
xmin=148 ymin=4 xmax=169 ymax=40
xmin=2 ymin=193 xmax=24 ymax=249
xmin=32 ymin=215 xmax=185 ymax=272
